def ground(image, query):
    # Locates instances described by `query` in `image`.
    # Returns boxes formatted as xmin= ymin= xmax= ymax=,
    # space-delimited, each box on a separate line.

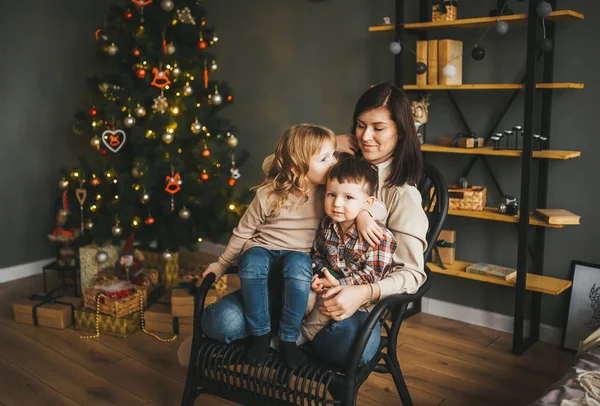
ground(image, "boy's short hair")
xmin=327 ymin=154 xmax=378 ymax=196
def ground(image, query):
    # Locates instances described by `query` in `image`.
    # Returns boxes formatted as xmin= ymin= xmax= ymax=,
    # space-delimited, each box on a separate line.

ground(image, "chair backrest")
xmin=418 ymin=161 xmax=449 ymax=262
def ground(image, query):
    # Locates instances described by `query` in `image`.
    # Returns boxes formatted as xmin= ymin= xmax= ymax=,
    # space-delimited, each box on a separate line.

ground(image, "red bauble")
xmin=91 ymin=178 xmax=101 ymax=186
xmin=125 ymin=10 xmax=133 ymax=19
xmin=90 ymin=107 xmax=98 ymax=117
xmin=202 ymin=149 xmax=210 ymax=157
xmin=228 ymin=178 xmax=236 ymax=186
xmin=136 ymin=68 xmax=146 ymax=79
xmin=200 ymin=173 xmax=209 ymax=182
xmin=198 ymin=41 xmax=208 ymax=50
xmin=227 ymin=95 xmax=233 ymax=102
xmin=133 ymin=49 xmax=141 ymax=57
xmin=145 ymin=216 xmax=155 ymax=225
xmin=99 ymin=149 xmax=108 ymax=156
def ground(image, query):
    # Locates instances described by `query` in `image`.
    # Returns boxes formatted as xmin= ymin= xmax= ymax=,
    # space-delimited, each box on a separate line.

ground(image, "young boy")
xmin=300 ymin=156 xmax=397 ymax=342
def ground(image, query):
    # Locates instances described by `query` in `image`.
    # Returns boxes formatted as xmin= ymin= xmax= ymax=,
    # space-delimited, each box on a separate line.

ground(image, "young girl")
xmin=202 ymin=124 xmax=387 ymax=368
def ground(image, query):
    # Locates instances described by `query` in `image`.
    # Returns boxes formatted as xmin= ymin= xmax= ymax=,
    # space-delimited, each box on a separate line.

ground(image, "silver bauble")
xmin=172 ymin=66 xmax=181 ymax=77
xmin=162 ymin=132 xmax=174 ymax=144
xmin=210 ymin=60 xmax=218 ymax=71
xmin=58 ymin=179 xmax=69 ymax=189
xmin=212 ymin=93 xmax=223 ymax=105
xmin=96 ymin=251 xmax=109 ymax=264
xmin=124 ymin=115 xmax=136 ymax=128
xmin=161 ymin=0 xmax=174 ymax=11
xmin=141 ymin=193 xmax=150 ymax=203
xmin=183 ymin=85 xmax=193 ymax=96
xmin=112 ymin=225 xmax=123 ymax=236
xmin=134 ymin=105 xmax=146 ymax=118
xmin=191 ymin=121 xmax=203 ymax=134
xmin=166 ymin=43 xmax=176 ymax=55
xmin=179 ymin=207 xmax=191 ymax=220
xmin=227 ymin=134 xmax=239 ymax=148
xmin=85 ymin=219 xmax=94 ymax=231
xmin=107 ymin=43 xmax=118 ymax=56
xmin=163 ymin=250 xmax=173 ymax=261
xmin=90 ymin=136 xmax=101 ymax=148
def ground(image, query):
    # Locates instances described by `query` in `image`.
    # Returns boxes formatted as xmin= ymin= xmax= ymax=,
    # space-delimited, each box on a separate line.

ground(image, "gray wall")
xmin=3 ymin=0 xmax=598 ymax=327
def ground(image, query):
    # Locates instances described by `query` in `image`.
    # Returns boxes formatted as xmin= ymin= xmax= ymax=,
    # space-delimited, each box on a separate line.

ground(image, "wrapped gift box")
xmin=142 ymin=249 xmax=179 ymax=290
xmin=439 ymin=136 xmax=484 ymax=149
xmin=145 ymin=303 xmax=194 ymax=336
xmin=171 ymin=278 xmax=219 ymax=317
xmin=13 ymin=296 xmax=82 ymax=329
xmin=431 ymin=229 xmax=456 ymax=266
xmin=74 ymin=308 xmax=140 ymax=337
xmin=79 ymin=244 xmax=120 ymax=291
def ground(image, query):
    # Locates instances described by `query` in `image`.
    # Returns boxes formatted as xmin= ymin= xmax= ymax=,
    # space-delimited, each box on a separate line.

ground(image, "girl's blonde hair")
xmin=254 ymin=124 xmax=336 ymax=215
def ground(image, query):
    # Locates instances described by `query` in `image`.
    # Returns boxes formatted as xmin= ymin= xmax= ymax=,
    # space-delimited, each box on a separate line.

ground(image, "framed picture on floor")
xmin=562 ymin=261 xmax=600 ymax=351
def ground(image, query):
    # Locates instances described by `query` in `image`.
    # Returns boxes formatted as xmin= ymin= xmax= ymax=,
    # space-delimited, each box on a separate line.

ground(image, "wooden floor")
xmin=0 ymin=274 xmax=574 ymax=406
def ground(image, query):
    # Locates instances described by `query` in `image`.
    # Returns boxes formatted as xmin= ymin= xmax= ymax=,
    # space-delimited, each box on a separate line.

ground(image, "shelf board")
xmin=368 ymin=10 xmax=584 ymax=31
xmin=428 ymin=260 xmax=572 ymax=295
xmin=447 ymin=207 xmax=575 ymax=228
xmin=403 ymin=83 xmax=584 ymax=90
xmin=421 ymin=144 xmax=581 ymax=160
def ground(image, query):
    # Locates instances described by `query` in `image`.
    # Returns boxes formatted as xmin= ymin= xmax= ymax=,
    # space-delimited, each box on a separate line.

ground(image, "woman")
xmin=196 ymin=82 xmax=428 ymax=367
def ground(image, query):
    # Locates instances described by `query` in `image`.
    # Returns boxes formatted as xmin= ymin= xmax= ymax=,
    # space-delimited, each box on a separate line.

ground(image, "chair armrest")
xmin=192 ymin=273 xmax=216 ymax=339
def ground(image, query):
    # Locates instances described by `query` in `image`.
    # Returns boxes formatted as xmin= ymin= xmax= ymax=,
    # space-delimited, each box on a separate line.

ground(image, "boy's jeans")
xmin=238 ymin=247 xmax=312 ymax=342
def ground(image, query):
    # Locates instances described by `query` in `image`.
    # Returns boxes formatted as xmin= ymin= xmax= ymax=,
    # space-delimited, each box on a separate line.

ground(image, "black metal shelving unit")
xmin=379 ymin=0 xmax=583 ymax=355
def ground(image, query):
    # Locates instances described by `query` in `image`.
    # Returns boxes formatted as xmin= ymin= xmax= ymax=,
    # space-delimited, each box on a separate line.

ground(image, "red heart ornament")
xmin=101 ymin=129 xmax=126 ymax=153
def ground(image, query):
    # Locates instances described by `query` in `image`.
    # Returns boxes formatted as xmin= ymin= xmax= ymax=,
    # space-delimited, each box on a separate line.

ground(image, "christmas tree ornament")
xmin=131 ymin=167 xmax=141 ymax=178
xmin=496 ymin=20 xmax=509 ymax=35
xmin=59 ymin=178 xmax=69 ymax=189
xmin=537 ymin=1 xmax=552 ymax=18
xmin=125 ymin=10 xmax=133 ymax=19
xmin=177 ymin=7 xmax=196 ymax=24
xmin=163 ymin=250 xmax=173 ymax=260
xmin=202 ymin=141 xmax=210 ymax=157
xmin=112 ymin=223 xmax=123 ymax=236
xmin=191 ymin=119 xmax=202 ymax=134
xmin=102 ymin=129 xmax=126 ymax=153
xmin=145 ymin=215 xmax=155 ymax=225
xmin=471 ymin=46 xmax=486 ymax=61
xmin=90 ymin=136 xmax=101 ymax=148
xmin=75 ymin=187 xmax=87 ymax=233
xmin=162 ymin=132 xmax=174 ymax=144
xmin=98 ymin=83 xmax=109 ymax=93
xmin=389 ymin=41 xmax=402 ymax=55
xmin=227 ymin=133 xmax=239 ymax=148
xmin=183 ymin=82 xmax=193 ymax=96
xmin=212 ymin=85 xmax=223 ymax=105
xmin=107 ymin=43 xmax=118 ymax=56
xmin=131 ymin=216 xmax=141 ymax=228
xmin=152 ymin=92 xmax=169 ymax=113
xmin=172 ymin=65 xmax=181 ymax=77
xmin=229 ymin=154 xmax=241 ymax=186
xmin=416 ymin=62 xmax=428 ymax=75
xmin=203 ymin=59 xmax=209 ymax=89
xmin=165 ymin=170 xmax=181 ymax=210
xmin=212 ymin=33 xmax=219 ymax=43
xmin=210 ymin=60 xmax=218 ymax=72
xmin=166 ymin=42 xmax=176 ymax=55
xmin=179 ymin=207 xmax=191 ymax=219
xmin=443 ymin=64 xmax=457 ymax=78
xmin=136 ymin=68 xmax=146 ymax=79
xmin=539 ymin=38 xmax=553 ymax=53
xmin=133 ymin=49 xmax=141 ymax=57
xmin=85 ymin=219 xmax=94 ymax=231
xmin=90 ymin=174 xmax=100 ymax=186
xmin=161 ymin=0 xmax=174 ymax=12
xmin=198 ymin=33 xmax=208 ymax=49
xmin=132 ymin=0 xmax=153 ymax=5
xmin=141 ymin=192 xmax=150 ymax=203
xmin=90 ymin=107 xmax=98 ymax=117
xmin=151 ymin=68 xmax=171 ymax=88
xmin=200 ymin=170 xmax=209 ymax=182
xmin=134 ymin=104 xmax=146 ymax=118
xmin=96 ymin=250 xmax=109 ymax=264
xmin=124 ymin=114 xmax=136 ymax=128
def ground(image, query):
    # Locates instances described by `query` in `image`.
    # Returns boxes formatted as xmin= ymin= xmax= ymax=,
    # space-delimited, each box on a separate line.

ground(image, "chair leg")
xmin=390 ymin=363 xmax=413 ymax=406
xmin=181 ymin=341 xmax=200 ymax=406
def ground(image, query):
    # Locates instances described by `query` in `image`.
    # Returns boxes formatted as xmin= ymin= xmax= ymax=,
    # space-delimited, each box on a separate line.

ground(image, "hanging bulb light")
xmin=389 ymin=41 xmax=402 ymax=55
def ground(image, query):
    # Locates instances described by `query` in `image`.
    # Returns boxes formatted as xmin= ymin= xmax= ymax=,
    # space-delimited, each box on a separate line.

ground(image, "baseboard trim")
xmin=0 ymin=258 xmax=55 ymax=285
xmin=421 ymin=297 xmax=562 ymax=345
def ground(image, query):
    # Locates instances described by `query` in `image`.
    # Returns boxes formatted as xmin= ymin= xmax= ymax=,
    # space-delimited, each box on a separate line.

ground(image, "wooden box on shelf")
xmin=448 ymin=185 xmax=486 ymax=211
xmin=439 ymin=136 xmax=484 ymax=148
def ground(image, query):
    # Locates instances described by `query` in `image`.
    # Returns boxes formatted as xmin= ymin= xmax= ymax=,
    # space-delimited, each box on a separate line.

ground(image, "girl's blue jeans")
xmin=238 ymin=247 xmax=312 ymax=342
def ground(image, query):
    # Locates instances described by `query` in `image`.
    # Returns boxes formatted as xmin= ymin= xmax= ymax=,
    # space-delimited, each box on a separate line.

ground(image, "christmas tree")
xmin=57 ymin=0 xmax=249 ymax=255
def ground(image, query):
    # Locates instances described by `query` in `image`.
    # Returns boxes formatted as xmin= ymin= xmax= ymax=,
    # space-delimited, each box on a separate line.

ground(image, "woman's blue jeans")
xmin=201 ymin=288 xmax=381 ymax=367
xmin=237 ymin=247 xmax=312 ymax=342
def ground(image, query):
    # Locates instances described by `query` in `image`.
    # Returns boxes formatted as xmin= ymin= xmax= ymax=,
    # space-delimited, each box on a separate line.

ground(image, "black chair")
xmin=181 ymin=161 xmax=448 ymax=406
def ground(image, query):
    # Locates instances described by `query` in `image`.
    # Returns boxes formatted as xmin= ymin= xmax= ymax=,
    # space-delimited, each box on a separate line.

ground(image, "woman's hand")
xmin=201 ymin=263 xmax=225 ymax=282
xmin=319 ymin=284 xmax=370 ymax=321
xmin=335 ymin=134 xmax=358 ymax=155
xmin=356 ymin=211 xmax=384 ymax=248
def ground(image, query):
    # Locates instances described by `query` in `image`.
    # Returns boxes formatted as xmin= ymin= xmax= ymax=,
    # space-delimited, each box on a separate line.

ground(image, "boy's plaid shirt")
xmin=311 ymin=216 xmax=397 ymax=286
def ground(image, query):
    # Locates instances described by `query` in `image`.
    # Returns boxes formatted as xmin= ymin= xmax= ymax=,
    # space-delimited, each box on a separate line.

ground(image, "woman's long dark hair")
xmin=351 ymin=82 xmax=423 ymax=187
